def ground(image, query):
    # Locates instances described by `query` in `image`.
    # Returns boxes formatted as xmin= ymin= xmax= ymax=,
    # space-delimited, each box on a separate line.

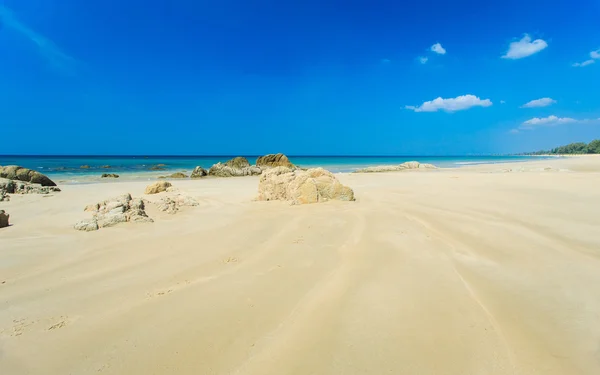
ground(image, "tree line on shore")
xmin=524 ymin=139 xmax=600 ymax=155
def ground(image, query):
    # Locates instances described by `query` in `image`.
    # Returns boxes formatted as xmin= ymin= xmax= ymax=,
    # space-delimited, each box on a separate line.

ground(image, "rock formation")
xmin=0 ymin=189 xmax=9 ymax=202
xmin=80 ymin=165 xmax=91 ymax=169
xmin=256 ymin=153 xmax=295 ymax=169
xmin=149 ymin=164 xmax=167 ymax=171
xmin=257 ymin=167 xmax=354 ymax=205
xmin=145 ymin=181 xmax=172 ymax=194
xmin=100 ymin=165 xmax=112 ymax=169
xmin=353 ymin=161 xmax=437 ymax=173
xmin=191 ymin=166 xmax=208 ymax=178
xmin=74 ymin=194 xmax=153 ymax=231
xmin=156 ymin=194 xmax=199 ymax=214
xmin=101 ymin=173 xmax=119 ymax=178
xmin=0 ymin=210 xmax=9 ymax=228
xmin=208 ymin=157 xmax=262 ymax=177
xmin=0 ymin=177 xmax=61 ymax=196
xmin=0 ymin=165 xmax=57 ymax=186
xmin=168 ymin=172 xmax=188 ymax=179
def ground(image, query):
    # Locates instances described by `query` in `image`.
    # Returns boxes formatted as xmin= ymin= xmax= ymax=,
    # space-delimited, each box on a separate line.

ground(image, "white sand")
xmin=1 ymin=156 xmax=600 ymax=374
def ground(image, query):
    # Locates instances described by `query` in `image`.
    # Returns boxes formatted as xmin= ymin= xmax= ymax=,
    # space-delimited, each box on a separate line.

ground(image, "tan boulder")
xmin=74 ymin=194 xmax=153 ymax=231
xmin=257 ymin=167 xmax=354 ymax=205
xmin=256 ymin=153 xmax=294 ymax=168
xmin=209 ymin=157 xmax=262 ymax=177
xmin=191 ymin=166 xmax=208 ymax=178
xmin=0 ymin=165 xmax=57 ymax=186
xmin=145 ymin=181 xmax=172 ymax=194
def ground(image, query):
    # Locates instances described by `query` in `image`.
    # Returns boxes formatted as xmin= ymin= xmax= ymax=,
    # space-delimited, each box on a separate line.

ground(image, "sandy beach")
xmin=1 ymin=156 xmax=600 ymax=375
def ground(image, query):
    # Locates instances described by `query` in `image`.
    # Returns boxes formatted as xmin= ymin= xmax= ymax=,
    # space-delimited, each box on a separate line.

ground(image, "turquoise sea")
xmin=0 ymin=155 xmax=549 ymax=183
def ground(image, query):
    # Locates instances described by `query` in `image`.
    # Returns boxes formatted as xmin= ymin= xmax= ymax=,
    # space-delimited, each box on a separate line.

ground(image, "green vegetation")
xmin=526 ymin=139 xmax=600 ymax=155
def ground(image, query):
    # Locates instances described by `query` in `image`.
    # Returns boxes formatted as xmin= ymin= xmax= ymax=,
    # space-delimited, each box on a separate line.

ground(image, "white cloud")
xmin=418 ymin=56 xmax=428 ymax=64
xmin=572 ymin=48 xmax=600 ymax=67
xmin=512 ymin=115 xmax=599 ymax=133
xmin=430 ymin=43 xmax=446 ymax=55
xmin=523 ymin=115 xmax=576 ymax=126
xmin=405 ymin=94 xmax=493 ymax=112
xmin=502 ymin=34 xmax=548 ymax=59
xmin=572 ymin=59 xmax=595 ymax=67
xmin=521 ymin=97 xmax=556 ymax=108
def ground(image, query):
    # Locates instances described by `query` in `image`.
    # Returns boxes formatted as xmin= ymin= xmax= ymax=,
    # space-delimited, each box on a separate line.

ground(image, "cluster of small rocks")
xmin=74 ymin=194 xmax=153 ymax=231
xmin=156 ymin=194 xmax=199 ymax=214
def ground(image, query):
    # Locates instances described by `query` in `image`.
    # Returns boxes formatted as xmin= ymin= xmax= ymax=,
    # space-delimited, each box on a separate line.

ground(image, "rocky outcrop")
xmin=74 ymin=194 xmax=153 ymax=231
xmin=225 ymin=157 xmax=250 ymax=169
xmin=257 ymin=167 xmax=354 ymax=205
xmin=353 ymin=161 xmax=437 ymax=173
xmin=168 ymin=172 xmax=188 ymax=179
xmin=149 ymin=164 xmax=167 ymax=171
xmin=191 ymin=166 xmax=208 ymax=178
xmin=256 ymin=153 xmax=295 ymax=169
xmin=145 ymin=181 xmax=172 ymax=194
xmin=0 ymin=177 xmax=61 ymax=195
xmin=0 ymin=210 xmax=9 ymax=228
xmin=0 ymin=189 xmax=9 ymax=202
xmin=156 ymin=194 xmax=199 ymax=214
xmin=209 ymin=157 xmax=262 ymax=177
xmin=0 ymin=165 xmax=57 ymax=186
xmin=101 ymin=173 xmax=119 ymax=178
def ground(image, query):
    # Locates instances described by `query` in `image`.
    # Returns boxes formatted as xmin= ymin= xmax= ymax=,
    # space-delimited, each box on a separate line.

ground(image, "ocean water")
xmin=0 ymin=155 xmax=548 ymax=183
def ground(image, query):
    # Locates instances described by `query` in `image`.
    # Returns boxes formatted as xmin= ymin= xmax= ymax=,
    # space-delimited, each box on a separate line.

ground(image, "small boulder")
xmin=149 ymin=164 xmax=167 ymax=171
xmin=225 ymin=157 xmax=251 ymax=169
xmin=256 ymin=153 xmax=294 ymax=168
xmin=0 ymin=210 xmax=9 ymax=228
xmin=0 ymin=165 xmax=57 ymax=186
xmin=257 ymin=167 xmax=354 ymax=205
xmin=167 ymin=172 xmax=188 ymax=179
xmin=80 ymin=165 xmax=91 ymax=169
xmin=209 ymin=157 xmax=262 ymax=177
xmin=191 ymin=166 xmax=208 ymax=178
xmin=156 ymin=195 xmax=199 ymax=214
xmin=145 ymin=181 xmax=172 ymax=194
xmin=74 ymin=194 xmax=153 ymax=231
xmin=100 ymin=165 xmax=112 ymax=169
xmin=101 ymin=173 xmax=119 ymax=178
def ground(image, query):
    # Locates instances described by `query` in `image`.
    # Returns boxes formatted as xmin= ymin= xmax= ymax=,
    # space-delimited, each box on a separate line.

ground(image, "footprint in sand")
xmin=223 ymin=256 xmax=238 ymax=263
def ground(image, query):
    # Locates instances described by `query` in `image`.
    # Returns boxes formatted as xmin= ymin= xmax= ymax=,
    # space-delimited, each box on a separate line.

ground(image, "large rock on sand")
xmin=256 ymin=153 xmax=294 ymax=169
xmin=0 ymin=210 xmax=9 ymax=228
xmin=353 ymin=161 xmax=437 ymax=173
xmin=0 ymin=177 xmax=61 ymax=195
xmin=74 ymin=194 xmax=153 ymax=231
xmin=0 ymin=165 xmax=57 ymax=186
xmin=257 ymin=167 xmax=354 ymax=205
xmin=145 ymin=181 xmax=172 ymax=194
xmin=209 ymin=157 xmax=262 ymax=177
xmin=190 ymin=166 xmax=208 ymax=178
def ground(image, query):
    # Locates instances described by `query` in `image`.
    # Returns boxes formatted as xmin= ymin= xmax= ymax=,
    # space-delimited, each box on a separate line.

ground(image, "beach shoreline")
xmin=1 ymin=155 xmax=600 ymax=375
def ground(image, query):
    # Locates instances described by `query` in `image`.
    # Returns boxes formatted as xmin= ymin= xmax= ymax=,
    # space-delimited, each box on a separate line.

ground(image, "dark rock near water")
xmin=80 ymin=165 xmax=91 ymax=169
xmin=0 ymin=165 xmax=57 ymax=186
xmin=0 ymin=210 xmax=9 ymax=228
xmin=149 ymin=164 xmax=167 ymax=171
xmin=101 ymin=173 xmax=119 ymax=178
xmin=191 ymin=166 xmax=208 ymax=178
xmin=168 ymin=172 xmax=188 ymax=179
xmin=209 ymin=157 xmax=262 ymax=177
xmin=100 ymin=165 xmax=112 ymax=169
xmin=0 ymin=177 xmax=60 ymax=196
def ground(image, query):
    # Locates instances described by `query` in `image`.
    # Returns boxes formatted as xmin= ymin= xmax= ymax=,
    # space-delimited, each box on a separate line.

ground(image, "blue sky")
xmin=1 ymin=0 xmax=599 ymax=155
